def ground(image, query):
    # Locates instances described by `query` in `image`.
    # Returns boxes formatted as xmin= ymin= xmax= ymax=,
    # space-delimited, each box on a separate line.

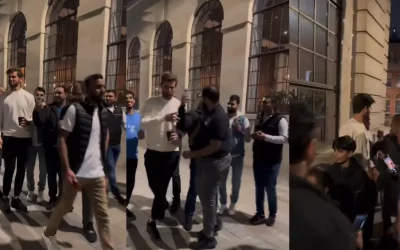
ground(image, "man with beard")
xmin=249 ymin=96 xmax=288 ymax=226
xmin=339 ymin=93 xmax=375 ymax=170
xmin=182 ymin=86 xmax=231 ymax=249
xmin=42 ymin=74 xmax=114 ymax=249
xmin=217 ymin=94 xmax=251 ymax=216
xmin=33 ymin=85 xmax=67 ymax=211
xmin=140 ymin=72 xmax=181 ymax=239
xmin=0 ymin=67 xmax=35 ymax=213
xmin=125 ymin=91 xmax=145 ymax=219
xmin=104 ymin=90 xmax=125 ymax=205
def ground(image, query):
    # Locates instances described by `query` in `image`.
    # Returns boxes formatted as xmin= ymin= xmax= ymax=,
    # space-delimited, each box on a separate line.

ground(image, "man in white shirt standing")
xmin=0 ymin=67 xmax=35 ymax=213
xmin=140 ymin=71 xmax=182 ymax=239
xmin=42 ymin=74 xmax=114 ymax=250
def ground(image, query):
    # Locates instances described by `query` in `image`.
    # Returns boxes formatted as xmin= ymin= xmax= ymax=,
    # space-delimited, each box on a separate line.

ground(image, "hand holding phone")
xmin=384 ymin=155 xmax=397 ymax=172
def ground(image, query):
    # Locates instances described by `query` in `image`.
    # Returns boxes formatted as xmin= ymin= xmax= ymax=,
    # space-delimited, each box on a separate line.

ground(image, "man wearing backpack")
xmin=249 ymin=96 xmax=288 ymax=227
xmin=217 ymin=95 xmax=251 ymax=216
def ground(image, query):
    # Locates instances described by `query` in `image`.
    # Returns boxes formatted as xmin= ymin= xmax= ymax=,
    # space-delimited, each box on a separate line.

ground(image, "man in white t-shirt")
xmin=42 ymin=74 xmax=114 ymax=250
xmin=0 ymin=67 xmax=35 ymax=213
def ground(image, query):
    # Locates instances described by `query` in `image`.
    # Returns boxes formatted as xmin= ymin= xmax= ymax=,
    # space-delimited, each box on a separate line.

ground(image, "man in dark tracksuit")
xmin=176 ymin=98 xmax=203 ymax=231
xmin=105 ymin=90 xmax=125 ymax=204
xmin=250 ymin=97 xmax=288 ymax=226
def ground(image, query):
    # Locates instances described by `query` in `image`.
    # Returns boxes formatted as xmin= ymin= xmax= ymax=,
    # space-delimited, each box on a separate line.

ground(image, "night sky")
xmin=391 ymin=0 xmax=400 ymax=29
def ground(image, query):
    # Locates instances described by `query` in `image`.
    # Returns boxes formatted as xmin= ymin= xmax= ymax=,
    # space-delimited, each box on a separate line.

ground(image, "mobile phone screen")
xmin=384 ymin=156 xmax=396 ymax=171
xmin=353 ymin=214 xmax=368 ymax=230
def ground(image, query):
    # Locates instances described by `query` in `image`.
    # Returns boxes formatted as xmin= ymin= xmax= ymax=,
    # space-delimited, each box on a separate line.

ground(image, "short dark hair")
xmin=6 ymin=67 xmax=24 ymax=78
xmin=126 ymin=90 xmax=135 ymax=98
xmin=34 ymin=87 xmax=45 ymax=94
xmin=289 ymin=102 xmax=317 ymax=165
xmin=352 ymin=93 xmax=375 ymax=114
xmin=54 ymin=85 xmax=68 ymax=94
xmin=84 ymin=73 xmax=103 ymax=90
xmin=332 ymin=136 xmax=356 ymax=152
xmin=307 ymin=165 xmax=333 ymax=190
xmin=202 ymin=86 xmax=220 ymax=103
xmin=106 ymin=89 xmax=117 ymax=96
xmin=229 ymin=95 xmax=240 ymax=104
xmin=160 ymin=71 xmax=178 ymax=85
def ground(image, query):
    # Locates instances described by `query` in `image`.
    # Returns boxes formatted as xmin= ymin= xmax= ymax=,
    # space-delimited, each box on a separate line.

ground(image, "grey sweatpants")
xmin=196 ymin=154 xmax=231 ymax=238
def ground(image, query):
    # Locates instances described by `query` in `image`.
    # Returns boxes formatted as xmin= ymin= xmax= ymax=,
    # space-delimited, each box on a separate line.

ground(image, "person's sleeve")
xmin=264 ymin=117 xmax=288 ymax=144
xmin=176 ymin=105 xmax=187 ymax=132
xmin=243 ymin=117 xmax=251 ymax=142
xmin=140 ymin=99 xmax=164 ymax=130
xmin=59 ymin=105 xmax=76 ymax=132
xmin=208 ymin=116 xmax=228 ymax=140
xmin=33 ymin=107 xmax=47 ymax=127
xmin=122 ymin=111 xmax=126 ymax=129
xmin=25 ymin=94 xmax=35 ymax=122
xmin=353 ymin=132 xmax=369 ymax=168
xmin=0 ymin=97 xmax=4 ymax=133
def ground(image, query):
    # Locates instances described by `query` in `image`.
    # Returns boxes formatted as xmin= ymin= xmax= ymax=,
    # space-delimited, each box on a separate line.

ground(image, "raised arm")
xmin=140 ymin=99 xmax=164 ymax=130
xmin=58 ymin=105 xmax=76 ymax=172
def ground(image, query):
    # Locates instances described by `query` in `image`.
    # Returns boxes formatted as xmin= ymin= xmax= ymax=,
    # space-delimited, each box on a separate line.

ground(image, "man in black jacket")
xmin=290 ymin=102 xmax=362 ymax=250
xmin=42 ymin=74 xmax=114 ymax=250
xmin=33 ymin=85 xmax=68 ymax=210
xmin=105 ymin=90 xmax=125 ymax=205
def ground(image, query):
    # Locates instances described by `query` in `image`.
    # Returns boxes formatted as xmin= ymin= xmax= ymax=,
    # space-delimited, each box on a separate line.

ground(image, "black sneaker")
xmin=265 ymin=216 xmax=276 ymax=227
xmin=83 ymin=222 xmax=97 ymax=243
xmin=169 ymin=198 xmax=180 ymax=215
xmin=249 ymin=213 xmax=266 ymax=225
xmin=46 ymin=198 xmax=57 ymax=211
xmin=197 ymin=236 xmax=217 ymax=249
xmin=127 ymin=209 xmax=136 ymax=220
xmin=197 ymin=221 xmax=221 ymax=241
xmin=115 ymin=194 xmax=126 ymax=206
xmin=147 ymin=219 xmax=160 ymax=240
xmin=11 ymin=197 xmax=28 ymax=212
xmin=184 ymin=216 xmax=193 ymax=231
xmin=2 ymin=197 xmax=11 ymax=213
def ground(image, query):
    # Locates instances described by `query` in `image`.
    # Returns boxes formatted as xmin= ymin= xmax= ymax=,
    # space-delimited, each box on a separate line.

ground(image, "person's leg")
xmin=126 ymin=158 xmax=138 ymax=218
xmin=2 ymin=136 xmax=18 ymax=212
xmin=107 ymin=145 xmax=124 ymax=203
xmin=229 ymin=156 xmax=245 ymax=213
xmin=82 ymin=189 xmax=96 ymax=243
xmin=217 ymin=161 xmax=229 ymax=215
xmin=26 ymin=146 xmax=38 ymax=199
xmin=37 ymin=145 xmax=47 ymax=202
xmin=184 ymin=160 xmax=197 ymax=218
xmin=265 ymin=162 xmax=281 ymax=226
xmin=45 ymin=147 xmax=58 ymax=206
xmin=12 ymin=138 xmax=30 ymax=211
xmin=250 ymin=161 xmax=266 ymax=225
xmin=170 ymin=160 xmax=181 ymax=214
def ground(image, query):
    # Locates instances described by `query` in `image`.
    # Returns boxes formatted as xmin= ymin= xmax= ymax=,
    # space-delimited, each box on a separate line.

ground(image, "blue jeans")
xmin=184 ymin=160 xmax=197 ymax=217
xmin=219 ymin=155 xmax=244 ymax=205
xmin=26 ymin=145 xmax=47 ymax=192
xmin=107 ymin=144 xmax=121 ymax=196
xmin=253 ymin=162 xmax=281 ymax=217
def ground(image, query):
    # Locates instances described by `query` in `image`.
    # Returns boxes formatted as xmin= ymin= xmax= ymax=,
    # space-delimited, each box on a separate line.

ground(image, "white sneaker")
xmin=228 ymin=203 xmax=236 ymax=216
xmin=41 ymin=231 xmax=60 ymax=250
xmin=26 ymin=191 xmax=35 ymax=202
xmin=217 ymin=205 xmax=227 ymax=215
xmin=37 ymin=191 xmax=44 ymax=203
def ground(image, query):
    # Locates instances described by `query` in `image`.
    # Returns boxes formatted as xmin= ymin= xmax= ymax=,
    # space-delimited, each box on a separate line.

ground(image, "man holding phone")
xmin=0 ymin=67 xmax=34 ymax=213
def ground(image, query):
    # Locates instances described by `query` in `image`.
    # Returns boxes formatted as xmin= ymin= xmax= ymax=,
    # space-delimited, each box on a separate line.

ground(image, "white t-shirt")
xmin=0 ymin=89 xmax=35 ymax=138
xmin=59 ymin=105 xmax=105 ymax=179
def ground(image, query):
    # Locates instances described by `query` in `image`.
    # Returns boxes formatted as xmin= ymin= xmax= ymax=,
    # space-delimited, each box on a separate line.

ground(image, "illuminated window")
xmin=106 ymin=0 xmax=126 ymax=105
xmin=151 ymin=21 xmax=173 ymax=97
xmin=127 ymin=37 xmax=140 ymax=108
xmin=188 ymin=0 xmax=224 ymax=107
xmin=8 ymin=12 xmax=27 ymax=80
xmin=43 ymin=0 xmax=79 ymax=101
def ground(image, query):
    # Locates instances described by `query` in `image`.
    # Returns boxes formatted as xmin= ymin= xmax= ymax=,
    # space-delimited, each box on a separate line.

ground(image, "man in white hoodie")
xmin=140 ymin=71 xmax=181 ymax=239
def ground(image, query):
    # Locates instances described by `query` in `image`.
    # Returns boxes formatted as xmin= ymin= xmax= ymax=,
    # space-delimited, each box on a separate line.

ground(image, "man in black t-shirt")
xmin=182 ymin=86 xmax=231 ymax=249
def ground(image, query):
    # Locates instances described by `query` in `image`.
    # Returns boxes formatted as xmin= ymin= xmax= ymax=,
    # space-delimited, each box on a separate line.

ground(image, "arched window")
xmin=43 ymin=0 xmax=79 ymax=101
xmin=188 ymin=0 xmax=224 ymax=106
xmin=151 ymin=21 xmax=173 ymax=97
xmin=8 ymin=12 xmax=27 ymax=78
xmin=127 ymin=37 xmax=140 ymax=108
xmin=289 ymin=0 xmax=341 ymax=143
xmin=106 ymin=0 xmax=126 ymax=105
xmin=246 ymin=1 xmax=289 ymax=113
xmin=396 ymin=95 xmax=400 ymax=114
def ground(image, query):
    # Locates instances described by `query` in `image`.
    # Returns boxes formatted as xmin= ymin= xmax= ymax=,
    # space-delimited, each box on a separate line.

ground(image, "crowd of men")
xmin=291 ymin=93 xmax=400 ymax=250
xmin=0 ymin=68 xmax=288 ymax=250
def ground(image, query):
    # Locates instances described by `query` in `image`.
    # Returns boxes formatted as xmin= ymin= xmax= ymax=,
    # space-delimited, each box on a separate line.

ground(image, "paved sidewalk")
xmin=127 ymin=145 xmax=289 ymax=250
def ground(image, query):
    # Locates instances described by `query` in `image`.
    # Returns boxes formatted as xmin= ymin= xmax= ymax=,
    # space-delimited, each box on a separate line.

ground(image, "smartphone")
xmin=353 ymin=214 xmax=368 ymax=230
xmin=384 ymin=155 xmax=397 ymax=171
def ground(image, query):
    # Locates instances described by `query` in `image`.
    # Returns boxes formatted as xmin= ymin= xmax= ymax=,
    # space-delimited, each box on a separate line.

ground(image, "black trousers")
xmin=2 ymin=136 xmax=30 ymax=197
xmin=144 ymin=149 xmax=180 ymax=220
xmin=126 ymin=158 xmax=138 ymax=205
xmin=172 ymin=161 xmax=181 ymax=199
xmin=45 ymin=146 xmax=62 ymax=200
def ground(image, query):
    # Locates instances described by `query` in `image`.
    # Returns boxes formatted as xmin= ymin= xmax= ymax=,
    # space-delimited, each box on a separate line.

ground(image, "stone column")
xmin=25 ymin=32 xmax=45 ymax=93
xmin=75 ymin=1 xmax=110 ymax=81
xmin=171 ymin=41 xmax=190 ymax=100
xmin=138 ymin=53 xmax=151 ymax=111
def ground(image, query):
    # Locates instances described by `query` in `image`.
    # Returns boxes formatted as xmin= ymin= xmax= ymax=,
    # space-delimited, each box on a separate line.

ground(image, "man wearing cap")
xmin=249 ymin=96 xmax=288 ymax=227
